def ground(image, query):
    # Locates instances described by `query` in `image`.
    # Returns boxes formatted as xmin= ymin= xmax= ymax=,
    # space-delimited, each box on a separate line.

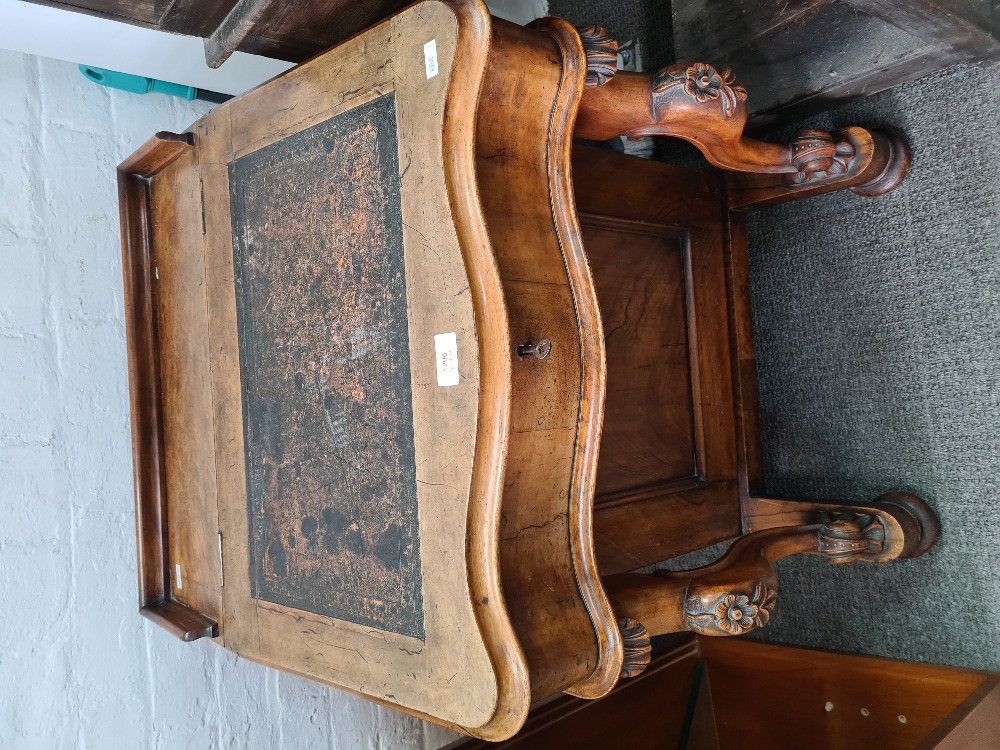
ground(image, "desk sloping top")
xmin=118 ymin=0 xmax=530 ymax=739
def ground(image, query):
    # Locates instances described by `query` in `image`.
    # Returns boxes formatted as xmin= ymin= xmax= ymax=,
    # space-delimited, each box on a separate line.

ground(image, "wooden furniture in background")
xmin=24 ymin=0 xmax=409 ymax=65
xmin=36 ymin=0 xmax=1000 ymax=109
xmin=449 ymin=637 xmax=710 ymax=750
xmin=671 ymin=0 xmax=1000 ymax=129
xmin=118 ymin=0 xmax=939 ymax=739
xmin=703 ymin=639 xmax=998 ymax=750
xmin=448 ymin=637 xmax=1000 ymax=750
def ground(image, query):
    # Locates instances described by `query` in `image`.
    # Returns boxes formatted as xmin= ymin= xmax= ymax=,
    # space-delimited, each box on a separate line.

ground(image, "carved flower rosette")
xmin=652 ymin=62 xmax=747 ymax=118
xmin=684 ymin=581 xmax=777 ymax=636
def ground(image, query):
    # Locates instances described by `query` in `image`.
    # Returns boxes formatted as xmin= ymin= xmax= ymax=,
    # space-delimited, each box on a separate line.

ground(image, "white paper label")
xmin=175 ymin=564 xmax=183 ymax=590
xmin=434 ymin=332 xmax=459 ymax=386
xmin=423 ymin=39 xmax=439 ymax=79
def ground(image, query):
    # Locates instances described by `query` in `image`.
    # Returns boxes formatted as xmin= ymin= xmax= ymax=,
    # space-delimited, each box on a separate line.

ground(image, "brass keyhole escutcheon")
xmin=516 ymin=339 xmax=552 ymax=360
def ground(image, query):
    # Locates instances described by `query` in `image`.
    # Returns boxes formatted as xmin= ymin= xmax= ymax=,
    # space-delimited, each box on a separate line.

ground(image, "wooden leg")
xmin=604 ymin=493 xmax=939 ymax=678
xmin=743 ymin=491 xmax=940 ymax=559
xmin=568 ymin=26 xmax=910 ymax=201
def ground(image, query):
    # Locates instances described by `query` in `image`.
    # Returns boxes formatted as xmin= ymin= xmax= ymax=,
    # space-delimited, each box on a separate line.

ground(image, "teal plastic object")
xmin=78 ymin=65 xmax=198 ymax=100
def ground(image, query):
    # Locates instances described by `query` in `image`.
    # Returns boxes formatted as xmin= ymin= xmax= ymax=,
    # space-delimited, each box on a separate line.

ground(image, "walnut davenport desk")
xmin=118 ymin=0 xmax=938 ymax=741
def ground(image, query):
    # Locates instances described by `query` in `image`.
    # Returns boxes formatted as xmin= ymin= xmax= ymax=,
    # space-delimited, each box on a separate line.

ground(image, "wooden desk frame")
xmin=118 ymin=1 xmax=939 ymax=739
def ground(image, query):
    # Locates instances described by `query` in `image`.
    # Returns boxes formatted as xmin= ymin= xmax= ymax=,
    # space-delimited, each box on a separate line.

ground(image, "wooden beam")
xmin=203 ymin=0 xmax=272 ymax=68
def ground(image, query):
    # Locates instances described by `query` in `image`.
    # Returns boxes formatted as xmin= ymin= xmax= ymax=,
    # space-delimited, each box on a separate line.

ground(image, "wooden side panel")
xmin=119 ymin=131 xmax=219 ymax=641
xmin=918 ymin=677 xmax=1000 ymax=749
xmin=572 ymin=146 xmax=741 ymax=573
xmin=672 ymin=0 xmax=834 ymax=62
xmin=594 ymin=482 xmax=739 ymax=574
xmin=583 ymin=217 xmax=700 ymax=498
xmin=700 ymin=638 xmax=988 ymax=750
xmin=119 ymin=169 xmax=169 ymax=613
xmin=150 ymin=149 xmax=223 ymax=622
xmin=724 ymin=213 xmax=764 ymax=499
xmin=716 ymin=1 xmax=931 ymax=116
xmin=158 ymin=0 xmax=233 ymax=36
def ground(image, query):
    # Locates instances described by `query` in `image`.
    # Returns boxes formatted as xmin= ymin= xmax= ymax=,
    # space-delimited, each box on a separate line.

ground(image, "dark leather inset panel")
xmin=230 ymin=93 xmax=423 ymax=639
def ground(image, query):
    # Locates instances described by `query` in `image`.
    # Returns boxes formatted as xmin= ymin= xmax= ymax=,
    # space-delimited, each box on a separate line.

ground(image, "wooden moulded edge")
xmin=441 ymin=0 xmax=532 ymax=740
xmin=118 ymin=131 xmax=220 ymax=642
xmin=530 ymin=18 xmax=624 ymax=699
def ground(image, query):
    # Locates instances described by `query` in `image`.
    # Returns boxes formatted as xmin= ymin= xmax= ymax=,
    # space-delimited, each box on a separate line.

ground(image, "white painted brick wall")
xmin=0 ymin=50 xmax=463 ymax=750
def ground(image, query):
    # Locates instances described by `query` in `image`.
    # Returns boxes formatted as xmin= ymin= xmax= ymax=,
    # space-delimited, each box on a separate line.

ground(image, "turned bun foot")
xmin=851 ymin=130 xmax=912 ymax=197
xmin=873 ymin=491 xmax=940 ymax=558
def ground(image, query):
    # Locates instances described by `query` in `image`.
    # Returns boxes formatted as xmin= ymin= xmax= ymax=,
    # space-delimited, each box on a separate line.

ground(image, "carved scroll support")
xmin=577 ymin=26 xmax=618 ymax=88
xmin=603 ymin=492 xmax=938 ymax=678
xmin=744 ymin=491 xmax=940 ymax=560
xmin=617 ymin=618 xmax=651 ymax=679
xmin=571 ymin=28 xmax=910 ymax=198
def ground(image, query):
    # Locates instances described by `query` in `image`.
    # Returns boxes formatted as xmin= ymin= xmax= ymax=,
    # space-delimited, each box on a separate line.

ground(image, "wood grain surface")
xmin=449 ymin=638 xmax=992 ymax=749
xmin=119 ymin=131 xmax=222 ymax=641
xmin=584 ymin=215 xmax=701 ymax=498
xmin=150 ymin=146 xmax=225 ymax=624
xmin=123 ymin=0 xmax=536 ymax=740
xmin=572 ymin=145 xmax=742 ymax=574
xmin=918 ymin=676 xmax=1000 ymax=749
xmin=701 ymin=638 xmax=989 ymax=750
xmin=211 ymin=1 xmax=519 ymax=735
xmin=474 ymin=17 xmax=622 ymax=704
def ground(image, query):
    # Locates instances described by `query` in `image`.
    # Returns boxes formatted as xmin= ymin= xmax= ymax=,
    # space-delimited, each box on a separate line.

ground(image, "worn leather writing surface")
xmin=229 ymin=93 xmax=423 ymax=638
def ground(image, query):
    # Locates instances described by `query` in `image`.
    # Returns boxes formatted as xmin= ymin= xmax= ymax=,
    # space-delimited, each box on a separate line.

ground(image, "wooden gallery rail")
xmin=117 ymin=1 xmax=937 ymax=741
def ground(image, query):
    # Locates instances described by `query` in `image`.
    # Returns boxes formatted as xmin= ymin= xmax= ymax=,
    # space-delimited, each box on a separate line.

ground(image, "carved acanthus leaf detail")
xmin=684 ymin=581 xmax=777 ymax=636
xmin=652 ymin=62 xmax=747 ymax=117
xmin=618 ymin=617 xmax=651 ymax=678
xmin=818 ymin=512 xmax=886 ymax=563
xmin=788 ymin=130 xmax=858 ymax=185
xmin=577 ymin=26 xmax=618 ymax=87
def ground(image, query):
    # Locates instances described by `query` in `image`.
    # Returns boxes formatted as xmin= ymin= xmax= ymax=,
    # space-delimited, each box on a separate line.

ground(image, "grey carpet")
xmin=552 ymin=0 xmax=1000 ymax=671
xmin=737 ymin=63 xmax=1000 ymax=670
xmin=661 ymin=65 xmax=1000 ymax=671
